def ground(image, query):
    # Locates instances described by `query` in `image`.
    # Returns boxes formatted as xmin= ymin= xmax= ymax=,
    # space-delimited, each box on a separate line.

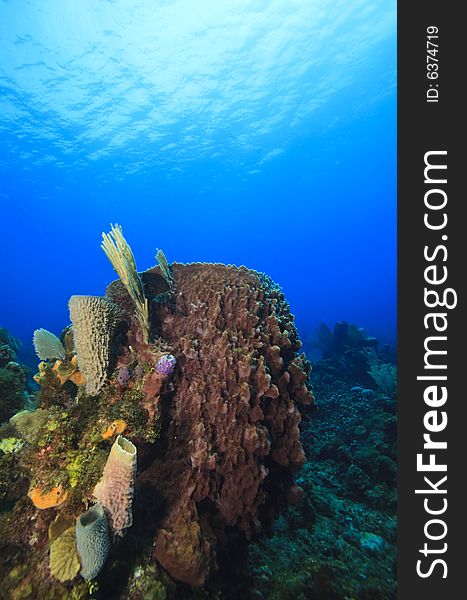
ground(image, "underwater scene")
xmin=0 ymin=2 xmax=396 ymax=599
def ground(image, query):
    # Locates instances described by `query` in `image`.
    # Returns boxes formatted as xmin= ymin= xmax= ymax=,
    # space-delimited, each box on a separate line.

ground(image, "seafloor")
xmin=0 ymin=262 xmax=395 ymax=600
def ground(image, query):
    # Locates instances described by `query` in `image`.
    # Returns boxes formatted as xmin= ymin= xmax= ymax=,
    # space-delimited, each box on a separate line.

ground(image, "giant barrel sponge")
xmin=107 ymin=263 xmax=313 ymax=586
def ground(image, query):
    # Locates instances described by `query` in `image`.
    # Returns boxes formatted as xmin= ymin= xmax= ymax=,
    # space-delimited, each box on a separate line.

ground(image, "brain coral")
xmin=122 ymin=263 xmax=314 ymax=586
xmin=68 ymin=295 xmax=120 ymax=396
xmin=75 ymin=502 xmax=110 ymax=580
xmin=93 ymin=435 xmax=137 ymax=536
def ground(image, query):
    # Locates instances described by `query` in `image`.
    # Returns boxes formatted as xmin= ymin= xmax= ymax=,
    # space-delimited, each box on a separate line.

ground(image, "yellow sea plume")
xmin=101 ymin=224 xmax=149 ymax=343
xmin=155 ymin=248 xmax=174 ymax=292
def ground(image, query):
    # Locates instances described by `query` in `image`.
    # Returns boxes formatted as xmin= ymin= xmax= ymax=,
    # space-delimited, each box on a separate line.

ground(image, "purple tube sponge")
xmin=134 ymin=364 xmax=144 ymax=380
xmin=117 ymin=367 xmax=131 ymax=386
xmin=155 ymin=354 xmax=176 ymax=376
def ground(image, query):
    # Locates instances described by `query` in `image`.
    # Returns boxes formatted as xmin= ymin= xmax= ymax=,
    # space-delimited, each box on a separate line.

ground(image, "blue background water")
xmin=0 ymin=0 xmax=396 ymax=364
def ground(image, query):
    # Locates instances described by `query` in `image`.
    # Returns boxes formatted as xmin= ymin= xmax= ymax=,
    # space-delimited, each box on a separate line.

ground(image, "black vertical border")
xmin=398 ymin=3 xmax=463 ymax=598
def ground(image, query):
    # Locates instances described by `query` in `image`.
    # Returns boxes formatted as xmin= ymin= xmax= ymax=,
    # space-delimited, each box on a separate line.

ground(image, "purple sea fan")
xmin=155 ymin=354 xmax=176 ymax=376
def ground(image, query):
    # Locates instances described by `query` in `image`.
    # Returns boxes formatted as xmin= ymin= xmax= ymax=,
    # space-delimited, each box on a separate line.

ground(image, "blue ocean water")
xmin=0 ymin=0 xmax=396 ymax=362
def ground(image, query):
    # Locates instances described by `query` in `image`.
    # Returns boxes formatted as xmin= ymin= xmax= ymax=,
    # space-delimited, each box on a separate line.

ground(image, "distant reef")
xmin=0 ymin=327 xmax=35 ymax=424
xmin=243 ymin=324 xmax=397 ymax=600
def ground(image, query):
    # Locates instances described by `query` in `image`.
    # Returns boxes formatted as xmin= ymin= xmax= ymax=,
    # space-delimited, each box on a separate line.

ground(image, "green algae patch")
xmin=0 ymin=437 xmax=24 ymax=454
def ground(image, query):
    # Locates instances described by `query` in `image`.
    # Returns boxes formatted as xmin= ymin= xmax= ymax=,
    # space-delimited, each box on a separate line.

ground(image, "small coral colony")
xmin=1 ymin=224 xmax=314 ymax=591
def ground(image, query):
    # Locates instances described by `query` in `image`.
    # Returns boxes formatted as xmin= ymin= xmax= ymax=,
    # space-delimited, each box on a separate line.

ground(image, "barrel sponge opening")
xmin=114 ymin=434 xmax=137 ymax=464
xmin=93 ymin=435 xmax=137 ymax=535
xmin=68 ymin=295 xmax=120 ymax=396
xmin=75 ymin=502 xmax=110 ymax=580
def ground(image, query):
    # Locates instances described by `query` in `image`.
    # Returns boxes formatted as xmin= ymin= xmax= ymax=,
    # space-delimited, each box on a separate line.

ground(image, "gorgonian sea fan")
xmin=33 ymin=328 xmax=66 ymax=361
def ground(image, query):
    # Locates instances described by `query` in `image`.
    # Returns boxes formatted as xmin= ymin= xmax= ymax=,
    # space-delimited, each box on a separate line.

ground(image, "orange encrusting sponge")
xmin=28 ymin=484 xmax=68 ymax=509
xmin=102 ymin=419 xmax=127 ymax=440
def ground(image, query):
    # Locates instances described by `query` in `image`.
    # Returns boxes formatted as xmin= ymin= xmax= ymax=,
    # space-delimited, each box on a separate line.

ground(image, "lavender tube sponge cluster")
xmin=93 ymin=435 xmax=137 ymax=536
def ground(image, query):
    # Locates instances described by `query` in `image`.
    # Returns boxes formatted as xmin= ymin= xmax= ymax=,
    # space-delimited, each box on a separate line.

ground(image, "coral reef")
xmin=121 ymin=561 xmax=170 ymax=600
xmin=0 ymin=257 xmax=313 ymax=597
xmin=76 ymin=502 xmax=111 ymax=580
xmin=0 ymin=364 xmax=27 ymax=423
xmin=93 ymin=435 xmax=137 ymax=536
xmin=69 ymin=295 xmax=121 ymax=395
xmin=311 ymin=320 xmax=391 ymax=389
